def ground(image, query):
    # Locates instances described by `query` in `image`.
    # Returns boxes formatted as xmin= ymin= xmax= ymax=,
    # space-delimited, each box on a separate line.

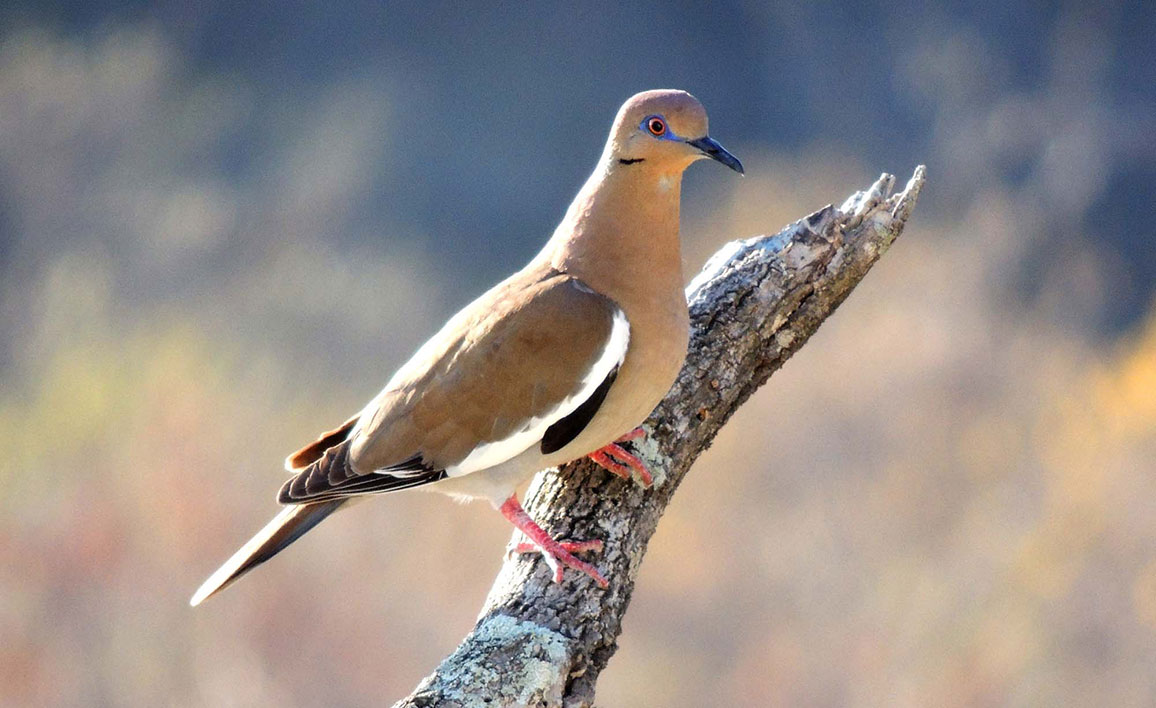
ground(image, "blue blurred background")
xmin=2 ymin=2 xmax=1154 ymax=706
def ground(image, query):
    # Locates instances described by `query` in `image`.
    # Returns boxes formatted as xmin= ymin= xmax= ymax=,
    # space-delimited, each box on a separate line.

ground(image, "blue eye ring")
xmin=644 ymin=115 xmax=667 ymax=137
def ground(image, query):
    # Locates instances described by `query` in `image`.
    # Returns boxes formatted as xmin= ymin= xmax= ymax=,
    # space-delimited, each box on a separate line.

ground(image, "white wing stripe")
xmin=445 ymin=308 xmax=629 ymax=476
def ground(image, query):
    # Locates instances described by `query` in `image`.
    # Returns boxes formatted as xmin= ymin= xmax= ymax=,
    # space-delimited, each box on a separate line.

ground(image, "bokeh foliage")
xmin=1 ymin=3 xmax=1153 ymax=706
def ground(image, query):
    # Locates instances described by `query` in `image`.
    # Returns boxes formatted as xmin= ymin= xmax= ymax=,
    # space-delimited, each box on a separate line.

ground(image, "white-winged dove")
xmin=190 ymin=89 xmax=742 ymax=606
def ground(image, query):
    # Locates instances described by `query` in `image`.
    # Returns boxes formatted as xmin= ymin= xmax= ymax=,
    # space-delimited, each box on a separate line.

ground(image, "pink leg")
xmin=498 ymin=495 xmax=609 ymax=588
xmin=589 ymin=427 xmax=654 ymax=487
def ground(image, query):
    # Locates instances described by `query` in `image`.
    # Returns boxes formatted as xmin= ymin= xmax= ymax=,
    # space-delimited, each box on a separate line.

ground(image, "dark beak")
xmin=687 ymin=136 xmax=744 ymax=174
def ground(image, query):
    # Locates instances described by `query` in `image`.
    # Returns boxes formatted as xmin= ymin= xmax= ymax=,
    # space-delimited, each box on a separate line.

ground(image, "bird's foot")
xmin=589 ymin=427 xmax=653 ymax=487
xmin=499 ymin=495 xmax=609 ymax=588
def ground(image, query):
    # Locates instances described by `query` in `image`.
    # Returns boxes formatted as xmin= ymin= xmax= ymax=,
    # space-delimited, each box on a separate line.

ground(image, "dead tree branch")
xmin=394 ymin=167 xmax=927 ymax=708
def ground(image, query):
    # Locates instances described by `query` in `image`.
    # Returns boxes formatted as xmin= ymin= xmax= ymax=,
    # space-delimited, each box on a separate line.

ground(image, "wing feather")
xmin=278 ymin=440 xmax=445 ymax=504
xmin=277 ymin=268 xmax=628 ymax=506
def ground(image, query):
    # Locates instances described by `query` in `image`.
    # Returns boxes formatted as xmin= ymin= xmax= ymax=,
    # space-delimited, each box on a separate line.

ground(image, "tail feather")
xmin=189 ymin=500 xmax=345 ymax=606
xmin=285 ymin=416 xmax=359 ymax=470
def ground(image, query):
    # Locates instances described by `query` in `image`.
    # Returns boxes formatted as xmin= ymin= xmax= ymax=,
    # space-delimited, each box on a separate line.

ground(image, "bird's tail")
xmin=189 ymin=499 xmax=345 ymax=606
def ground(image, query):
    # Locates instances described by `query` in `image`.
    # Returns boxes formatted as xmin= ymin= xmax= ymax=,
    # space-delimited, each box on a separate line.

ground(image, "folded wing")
xmin=277 ymin=269 xmax=628 ymax=505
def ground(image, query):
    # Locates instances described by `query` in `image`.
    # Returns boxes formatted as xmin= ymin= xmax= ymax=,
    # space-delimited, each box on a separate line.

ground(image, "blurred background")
xmin=1 ymin=1 xmax=1154 ymax=706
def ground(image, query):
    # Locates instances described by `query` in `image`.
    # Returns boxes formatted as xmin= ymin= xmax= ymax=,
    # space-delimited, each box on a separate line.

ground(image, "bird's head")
xmin=606 ymin=89 xmax=743 ymax=176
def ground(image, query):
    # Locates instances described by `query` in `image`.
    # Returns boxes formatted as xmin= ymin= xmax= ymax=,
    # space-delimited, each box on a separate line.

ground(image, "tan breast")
xmin=535 ymin=161 xmax=692 ymax=463
xmin=591 ymin=292 xmax=689 ymax=444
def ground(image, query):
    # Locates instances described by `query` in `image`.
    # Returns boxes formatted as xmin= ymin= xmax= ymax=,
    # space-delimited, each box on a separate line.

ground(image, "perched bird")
xmin=190 ymin=89 xmax=742 ymax=606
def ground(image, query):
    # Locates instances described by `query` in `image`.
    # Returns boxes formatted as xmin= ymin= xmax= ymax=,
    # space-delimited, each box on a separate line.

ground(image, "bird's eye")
xmin=646 ymin=117 xmax=667 ymax=137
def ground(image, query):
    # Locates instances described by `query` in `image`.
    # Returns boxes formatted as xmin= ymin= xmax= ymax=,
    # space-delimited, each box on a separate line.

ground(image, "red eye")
xmin=647 ymin=117 xmax=666 ymax=136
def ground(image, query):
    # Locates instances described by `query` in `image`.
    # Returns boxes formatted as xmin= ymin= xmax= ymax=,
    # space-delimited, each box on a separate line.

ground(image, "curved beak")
xmin=687 ymin=136 xmax=744 ymax=174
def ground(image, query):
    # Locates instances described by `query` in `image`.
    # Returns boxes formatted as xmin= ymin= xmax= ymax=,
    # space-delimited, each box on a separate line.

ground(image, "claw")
xmin=603 ymin=444 xmax=654 ymax=487
xmin=590 ymin=449 xmax=632 ymax=479
xmin=498 ymin=495 xmax=609 ymax=588
xmin=589 ymin=428 xmax=654 ymax=487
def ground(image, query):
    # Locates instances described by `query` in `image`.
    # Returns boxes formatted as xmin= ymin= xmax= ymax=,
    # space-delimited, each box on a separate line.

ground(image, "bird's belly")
xmin=425 ymin=455 xmax=542 ymax=504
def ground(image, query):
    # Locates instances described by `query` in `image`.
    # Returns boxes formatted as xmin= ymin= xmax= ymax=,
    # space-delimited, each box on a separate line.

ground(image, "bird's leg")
xmin=498 ymin=495 xmax=609 ymax=588
xmin=589 ymin=427 xmax=654 ymax=487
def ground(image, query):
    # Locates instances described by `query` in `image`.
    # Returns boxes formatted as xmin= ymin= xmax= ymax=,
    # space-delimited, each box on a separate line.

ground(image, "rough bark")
xmin=393 ymin=167 xmax=927 ymax=708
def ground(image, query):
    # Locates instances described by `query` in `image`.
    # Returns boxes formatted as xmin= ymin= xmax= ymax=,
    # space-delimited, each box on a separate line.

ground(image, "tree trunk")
xmin=394 ymin=167 xmax=927 ymax=708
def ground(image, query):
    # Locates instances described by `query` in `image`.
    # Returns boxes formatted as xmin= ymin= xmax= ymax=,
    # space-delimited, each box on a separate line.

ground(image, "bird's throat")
xmin=547 ymin=165 xmax=685 ymax=295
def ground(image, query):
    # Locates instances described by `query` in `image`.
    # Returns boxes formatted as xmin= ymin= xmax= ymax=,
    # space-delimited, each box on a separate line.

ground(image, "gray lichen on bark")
xmin=393 ymin=166 xmax=927 ymax=708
